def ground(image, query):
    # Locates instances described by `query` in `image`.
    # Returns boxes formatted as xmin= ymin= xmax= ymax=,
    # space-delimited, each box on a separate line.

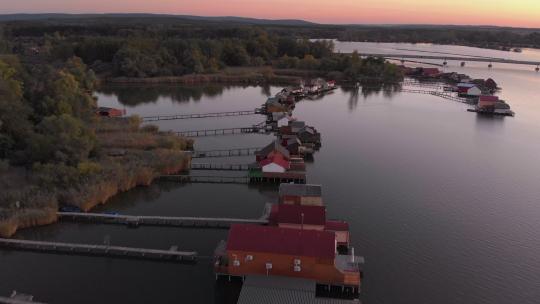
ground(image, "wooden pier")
xmin=190 ymin=163 xmax=251 ymax=171
xmin=57 ymin=212 xmax=268 ymax=228
xmin=191 ymin=147 xmax=262 ymax=158
xmin=397 ymin=88 xmax=473 ymax=103
xmin=175 ymin=126 xmax=266 ymax=137
xmin=142 ymin=110 xmax=262 ymax=122
xmin=160 ymin=175 xmax=250 ymax=184
xmin=0 ymin=238 xmax=197 ymax=263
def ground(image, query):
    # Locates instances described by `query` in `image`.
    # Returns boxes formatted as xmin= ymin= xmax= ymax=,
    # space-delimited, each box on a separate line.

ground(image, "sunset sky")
xmin=2 ymin=0 xmax=540 ymax=28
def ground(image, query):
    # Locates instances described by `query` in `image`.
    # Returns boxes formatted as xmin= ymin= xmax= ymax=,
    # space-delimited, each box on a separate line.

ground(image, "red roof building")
xmin=226 ymin=224 xmax=335 ymax=260
xmin=215 ymin=224 xmax=361 ymax=288
xmin=478 ymin=95 xmax=499 ymax=108
xmin=259 ymin=153 xmax=290 ymax=173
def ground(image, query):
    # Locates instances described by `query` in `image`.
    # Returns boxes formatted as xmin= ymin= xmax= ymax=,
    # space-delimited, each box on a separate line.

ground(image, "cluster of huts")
xmin=249 ymin=119 xmax=321 ymax=184
xmin=262 ymin=79 xmax=337 ymax=117
xmin=214 ymin=184 xmax=362 ymax=301
xmin=405 ymin=67 xmax=514 ymax=116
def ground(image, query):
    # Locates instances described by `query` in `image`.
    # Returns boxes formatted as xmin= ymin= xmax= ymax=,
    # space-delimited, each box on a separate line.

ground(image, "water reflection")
xmin=97 ymin=84 xmax=257 ymax=106
xmin=341 ymin=83 xmax=403 ymax=110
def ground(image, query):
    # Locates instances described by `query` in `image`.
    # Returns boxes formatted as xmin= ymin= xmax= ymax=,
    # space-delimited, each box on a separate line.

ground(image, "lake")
xmin=1 ymin=42 xmax=539 ymax=304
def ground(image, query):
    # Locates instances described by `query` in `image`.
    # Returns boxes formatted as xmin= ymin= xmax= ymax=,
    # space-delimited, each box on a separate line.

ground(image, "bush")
xmin=77 ymin=161 xmax=102 ymax=176
xmin=141 ymin=124 xmax=159 ymax=133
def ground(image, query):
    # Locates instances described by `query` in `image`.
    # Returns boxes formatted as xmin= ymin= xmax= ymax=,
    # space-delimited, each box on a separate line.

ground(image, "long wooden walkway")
xmin=348 ymin=52 xmax=540 ymax=67
xmin=142 ymin=110 xmax=262 ymax=122
xmin=0 ymin=238 xmax=197 ymax=263
xmin=190 ymin=163 xmax=251 ymax=171
xmin=399 ymin=88 xmax=473 ymax=103
xmin=160 ymin=175 xmax=250 ymax=184
xmin=191 ymin=147 xmax=262 ymax=158
xmin=57 ymin=212 xmax=268 ymax=228
xmin=176 ymin=126 xmax=266 ymax=137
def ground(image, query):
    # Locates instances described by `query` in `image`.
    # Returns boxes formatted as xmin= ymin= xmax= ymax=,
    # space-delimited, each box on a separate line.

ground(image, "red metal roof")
xmin=259 ymin=153 xmax=290 ymax=169
xmin=226 ymin=224 xmax=336 ymax=259
xmin=325 ymin=220 xmax=350 ymax=232
xmin=276 ymin=204 xmax=326 ymax=226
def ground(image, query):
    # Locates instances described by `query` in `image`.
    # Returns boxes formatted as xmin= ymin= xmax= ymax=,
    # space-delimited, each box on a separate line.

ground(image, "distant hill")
xmin=0 ymin=13 xmax=317 ymax=26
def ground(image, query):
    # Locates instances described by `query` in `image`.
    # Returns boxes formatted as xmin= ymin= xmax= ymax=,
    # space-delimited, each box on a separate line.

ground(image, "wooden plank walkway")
xmin=190 ymin=163 xmax=251 ymax=171
xmin=57 ymin=212 xmax=268 ymax=227
xmin=175 ymin=126 xmax=266 ymax=137
xmin=402 ymin=88 xmax=474 ymax=103
xmin=142 ymin=110 xmax=262 ymax=122
xmin=160 ymin=175 xmax=250 ymax=185
xmin=0 ymin=238 xmax=197 ymax=263
xmin=191 ymin=147 xmax=262 ymax=158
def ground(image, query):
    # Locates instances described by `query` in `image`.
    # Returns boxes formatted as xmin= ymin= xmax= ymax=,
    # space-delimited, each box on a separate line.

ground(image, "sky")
xmin=2 ymin=0 xmax=540 ymax=28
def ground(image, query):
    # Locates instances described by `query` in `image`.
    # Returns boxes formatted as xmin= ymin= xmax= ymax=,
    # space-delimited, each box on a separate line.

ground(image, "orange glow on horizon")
xmin=2 ymin=0 xmax=540 ymax=28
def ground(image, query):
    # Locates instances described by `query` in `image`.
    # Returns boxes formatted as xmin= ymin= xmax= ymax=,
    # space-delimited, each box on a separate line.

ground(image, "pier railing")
xmin=142 ymin=110 xmax=262 ymax=122
xmin=175 ymin=126 xmax=266 ymax=137
xmin=57 ymin=212 xmax=268 ymax=227
xmin=190 ymin=163 xmax=251 ymax=171
xmin=191 ymin=147 xmax=262 ymax=158
xmin=0 ymin=238 xmax=197 ymax=263
xmin=160 ymin=175 xmax=250 ymax=184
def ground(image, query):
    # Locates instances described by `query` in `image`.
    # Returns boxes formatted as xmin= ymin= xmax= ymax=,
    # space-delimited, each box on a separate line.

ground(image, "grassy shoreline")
xmin=0 ymin=117 xmax=192 ymax=238
xmin=102 ymin=67 xmax=329 ymax=86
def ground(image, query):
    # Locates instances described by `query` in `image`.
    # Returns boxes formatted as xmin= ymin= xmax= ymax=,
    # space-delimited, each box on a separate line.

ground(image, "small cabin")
xmin=96 ymin=107 xmax=125 ymax=117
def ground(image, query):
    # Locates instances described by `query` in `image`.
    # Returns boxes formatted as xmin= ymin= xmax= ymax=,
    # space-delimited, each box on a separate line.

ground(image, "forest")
xmin=1 ymin=17 xmax=403 ymax=81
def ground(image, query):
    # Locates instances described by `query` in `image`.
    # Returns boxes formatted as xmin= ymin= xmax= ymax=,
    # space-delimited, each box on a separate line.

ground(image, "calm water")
xmin=1 ymin=43 xmax=540 ymax=304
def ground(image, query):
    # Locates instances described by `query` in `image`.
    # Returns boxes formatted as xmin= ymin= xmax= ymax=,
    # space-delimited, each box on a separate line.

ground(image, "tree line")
xmin=1 ymin=19 xmax=404 ymax=81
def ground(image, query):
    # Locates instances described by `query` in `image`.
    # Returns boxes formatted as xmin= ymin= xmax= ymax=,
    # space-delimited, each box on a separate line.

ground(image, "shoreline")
xmin=0 ymin=118 xmax=192 ymax=238
xmin=101 ymin=67 xmax=330 ymax=86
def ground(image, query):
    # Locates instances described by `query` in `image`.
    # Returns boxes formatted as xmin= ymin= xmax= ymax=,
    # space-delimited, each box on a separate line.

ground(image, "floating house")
xmin=471 ymin=95 xmax=514 ymax=116
xmin=214 ymin=224 xmax=362 ymax=295
xmin=96 ymin=107 xmax=126 ymax=117
xmin=279 ymin=184 xmax=323 ymax=206
xmin=260 ymin=153 xmax=290 ymax=173
xmin=457 ymin=83 xmax=481 ymax=97
xmin=251 ymin=140 xmax=306 ymax=183
xmin=279 ymin=121 xmax=321 ymax=147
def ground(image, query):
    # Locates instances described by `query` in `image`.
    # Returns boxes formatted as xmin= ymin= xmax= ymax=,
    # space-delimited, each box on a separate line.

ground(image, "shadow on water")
xmin=97 ymin=84 xmax=260 ymax=106
xmin=341 ymin=83 xmax=402 ymax=110
xmin=474 ymin=113 xmax=506 ymax=131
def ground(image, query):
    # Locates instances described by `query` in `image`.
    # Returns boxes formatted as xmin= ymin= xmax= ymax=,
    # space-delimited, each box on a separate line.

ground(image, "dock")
xmin=57 ymin=212 xmax=268 ymax=228
xmin=175 ymin=126 xmax=267 ymax=137
xmin=142 ymin=110 xmax=262 ymax=122
xmin=160 ymin=175 xmax=250 ymax=184
xmin=0 ymin=238 xmax=197 ymax=263
xmin=190 ymin=163 xmax=251 ymax=171
xmin=191 ymin=147 xmax=262 ymax=158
